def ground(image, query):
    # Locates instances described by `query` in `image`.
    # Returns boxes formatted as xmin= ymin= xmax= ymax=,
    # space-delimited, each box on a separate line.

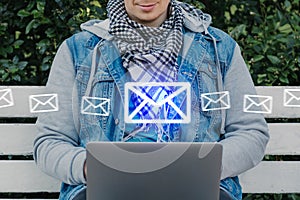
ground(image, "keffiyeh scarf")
xmin=107 ymin=0 xmax=183 ymax=83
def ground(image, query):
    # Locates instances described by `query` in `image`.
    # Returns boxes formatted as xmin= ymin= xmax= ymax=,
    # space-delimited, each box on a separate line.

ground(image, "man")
xmin=33 ymin=0 xmax=269 ymax=199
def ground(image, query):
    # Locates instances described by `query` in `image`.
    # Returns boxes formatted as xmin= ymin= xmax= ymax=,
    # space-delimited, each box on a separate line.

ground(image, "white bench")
xmin=0 ymin=86 xmax=299 ymax=199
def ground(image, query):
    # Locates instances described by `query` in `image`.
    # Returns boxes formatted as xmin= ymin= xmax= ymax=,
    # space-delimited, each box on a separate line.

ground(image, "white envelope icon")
xmin=124 ymin=82 xmax=191 ymax=124
xmin=0 ymin=88 xmax=14 ymax=109
xmin=284 ymin=89 xmax=300 ymax=107
xmin=81 ymin=96 xmax=110 ymax=116
xmin=29 ymin=94 xmax=59 ymax=113
xmin=243 ymin=95 xmax=273 ymax=114
xmin=201 ymin=91 xmax=230 ymax=111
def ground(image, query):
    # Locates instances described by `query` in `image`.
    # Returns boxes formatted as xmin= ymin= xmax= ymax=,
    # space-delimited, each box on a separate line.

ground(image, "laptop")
xmin=86 ymin=142 xmax=222 ymax=200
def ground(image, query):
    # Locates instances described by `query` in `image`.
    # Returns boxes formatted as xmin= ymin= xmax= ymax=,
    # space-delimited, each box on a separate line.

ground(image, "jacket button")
xmin=115 ymin=118 xmax=119 ymax=125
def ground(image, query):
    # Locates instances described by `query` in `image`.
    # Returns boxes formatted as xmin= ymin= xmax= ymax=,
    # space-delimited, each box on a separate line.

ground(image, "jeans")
xmin=220 ymin=189 xmax=234 ymax=200
xmin=72 ymin=188 xmax=86 ymax=200
xmin=72 ymin=188 xmax=232 ymax=200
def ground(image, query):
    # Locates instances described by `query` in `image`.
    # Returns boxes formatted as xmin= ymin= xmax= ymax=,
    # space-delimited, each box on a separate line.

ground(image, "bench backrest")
xmin=0 ymin=86 xmax=299 ymax=197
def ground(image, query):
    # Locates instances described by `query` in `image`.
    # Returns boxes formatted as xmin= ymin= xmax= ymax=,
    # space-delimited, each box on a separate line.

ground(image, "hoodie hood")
xmin=80 ymin=2 xmax=212 ymax=40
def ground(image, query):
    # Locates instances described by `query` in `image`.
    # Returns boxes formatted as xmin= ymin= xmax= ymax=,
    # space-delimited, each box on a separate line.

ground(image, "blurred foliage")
xmin=243 ymin=193 xmax=300 ymax=200
xmin=0 ymin=0 xmax=299 ymax=86
xmin=0 ymin=0 xmax=107 ymax=85
xmin=200 ymin=0 xmax=300 ymax=86
xmin=219 ymin=0 xmax=300 ymax=86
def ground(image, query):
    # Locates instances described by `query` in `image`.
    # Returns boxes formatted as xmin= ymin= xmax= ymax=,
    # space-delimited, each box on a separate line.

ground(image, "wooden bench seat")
xmin=0 ymin=86 xmax=299 ymax=199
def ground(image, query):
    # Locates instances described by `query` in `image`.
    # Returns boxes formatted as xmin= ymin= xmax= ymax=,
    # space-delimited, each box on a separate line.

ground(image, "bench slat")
xmin=1 ymin=123 xmax=299 ymax=156
xmin=0 ymin=124 xmax=37 ymax=155
xmin=1 ymin=86 xmax=300 ymax=118
xmin=240 ymin=161 xmax=300 ymax=193
xmin=0 ymin=86 xmax=45 ymax=118
xmin=256 ymin=86 xmax=300 ymax=118
xmin=0 ymin=161 xmax=60 ymax=193
xmin=266 ymin=123 xmax=300 ymax=155
xmin=0 ymin=161 xmax=299 ymax=193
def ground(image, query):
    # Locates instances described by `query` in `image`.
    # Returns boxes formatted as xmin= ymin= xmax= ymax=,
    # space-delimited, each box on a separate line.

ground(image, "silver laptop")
xmin=86 ymin=142 xmax=222 ymax=200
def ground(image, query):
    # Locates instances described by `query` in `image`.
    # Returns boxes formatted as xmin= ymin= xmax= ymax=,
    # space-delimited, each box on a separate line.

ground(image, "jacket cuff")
xmin=71 ymin=150 xmax=87 ymax=185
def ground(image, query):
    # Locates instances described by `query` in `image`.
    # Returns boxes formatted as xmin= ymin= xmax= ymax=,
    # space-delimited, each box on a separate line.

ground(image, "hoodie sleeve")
xmin=219 ymin=44 xmax=270 ymax=179
xmin=33 ymin=40 xmax=86 ymax=185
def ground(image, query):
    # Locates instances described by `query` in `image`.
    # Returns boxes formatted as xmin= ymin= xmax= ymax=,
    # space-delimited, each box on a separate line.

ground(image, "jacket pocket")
xmin=79 ymin=69 xmax=116 ymax=142
xmin=194 ymin=60 xmax=223 ymax=142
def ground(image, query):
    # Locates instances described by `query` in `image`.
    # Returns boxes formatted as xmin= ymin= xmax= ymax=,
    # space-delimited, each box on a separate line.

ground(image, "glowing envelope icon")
xmin=124 ymin=82 xmax=191 ymax=124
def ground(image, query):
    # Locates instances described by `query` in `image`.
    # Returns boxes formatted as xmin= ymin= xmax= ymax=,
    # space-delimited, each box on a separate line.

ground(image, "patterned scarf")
xmin=107 ymin=0 xmax=183 ymax=83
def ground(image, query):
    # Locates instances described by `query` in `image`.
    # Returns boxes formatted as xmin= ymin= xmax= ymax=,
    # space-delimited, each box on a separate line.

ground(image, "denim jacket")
xmin=34 ymin=11 xmax=269 ymax=200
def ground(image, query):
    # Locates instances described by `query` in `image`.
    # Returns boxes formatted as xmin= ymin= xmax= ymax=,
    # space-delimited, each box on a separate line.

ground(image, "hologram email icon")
xmin=81 ymin=96 xmax=110 ymax=116
xmin=201 ymin=91 xmax=230 ymax=111
xmin=124 ymin=82 xmax=191 ymax=124
xmin=0 ymin=88 xmax=14 ymax=109
xmin=243 ymin=95 xmax=273 ymax=114
xmin=29 ymin=94 xmax=59 ymax=113
xmin=284 ymin=89 xmax=300 ymax=107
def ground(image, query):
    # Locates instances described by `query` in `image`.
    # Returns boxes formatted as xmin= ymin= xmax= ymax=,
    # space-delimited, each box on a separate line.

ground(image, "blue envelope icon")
xmin=124 ymin=82 xmax=191 ymax=124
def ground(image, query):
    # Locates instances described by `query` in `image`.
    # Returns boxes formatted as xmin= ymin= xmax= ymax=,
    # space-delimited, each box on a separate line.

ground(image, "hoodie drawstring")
xmin=85 ymin=42 xmax=102 ymax=97
xmin=209 ymin=33 xmax=226 ymax=135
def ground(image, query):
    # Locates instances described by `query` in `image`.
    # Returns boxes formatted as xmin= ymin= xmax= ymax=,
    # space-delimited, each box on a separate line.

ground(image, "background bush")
xmin=0 ymin=0 xmax=299 ymax=199
xmin=0 ymin=0 xmax=299 ymax=86
xmin=0 ymin=0 xmax=107 ymax=85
